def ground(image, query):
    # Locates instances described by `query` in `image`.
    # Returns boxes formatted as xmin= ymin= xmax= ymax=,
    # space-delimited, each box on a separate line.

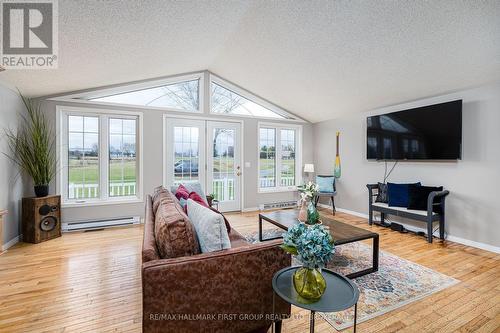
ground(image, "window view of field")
xmin=68 ymin=116 xmax=137 ymax=199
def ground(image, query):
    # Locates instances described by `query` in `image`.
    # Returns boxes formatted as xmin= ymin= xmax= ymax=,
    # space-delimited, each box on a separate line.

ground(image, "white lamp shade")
xmin=304 ymin=164 xmax=315 ymax=173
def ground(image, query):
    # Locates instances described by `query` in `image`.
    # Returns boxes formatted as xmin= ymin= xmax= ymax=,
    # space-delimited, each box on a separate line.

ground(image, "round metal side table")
xmin=272 ymin=266 xmax=359 ymax=333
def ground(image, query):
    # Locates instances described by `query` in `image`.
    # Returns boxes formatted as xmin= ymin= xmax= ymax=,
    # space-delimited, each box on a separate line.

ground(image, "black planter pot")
xmin=34 ymin=185 xmax=49 ymax=197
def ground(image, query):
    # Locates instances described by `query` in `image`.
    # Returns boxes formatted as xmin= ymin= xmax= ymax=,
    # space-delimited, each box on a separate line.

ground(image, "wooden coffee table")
xmin=259 ymin=209 xmax=379 ymax=279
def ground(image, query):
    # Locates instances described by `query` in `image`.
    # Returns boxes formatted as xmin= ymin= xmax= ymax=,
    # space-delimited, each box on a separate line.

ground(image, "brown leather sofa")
xmin=142 ymin=194 xmax=291 ymax=333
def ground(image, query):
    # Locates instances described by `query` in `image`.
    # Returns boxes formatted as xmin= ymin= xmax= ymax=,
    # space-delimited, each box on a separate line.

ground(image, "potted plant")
xmin=4 ymin=94 xmax=55 ymax=197
xmin=297 ymin=181 xmax=320 ymax=224
xmin=206 ymin=193 xmax=216 ymax=207
xmin=281 ymin=223 xmax=335 ymax=301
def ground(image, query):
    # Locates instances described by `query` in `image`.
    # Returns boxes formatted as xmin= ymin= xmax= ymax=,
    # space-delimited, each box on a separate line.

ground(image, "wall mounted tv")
xmin=367 ymin=100 xmax=462 ymax=160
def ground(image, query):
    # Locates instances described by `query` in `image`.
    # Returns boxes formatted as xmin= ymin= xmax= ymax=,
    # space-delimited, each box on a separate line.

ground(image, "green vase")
xmin=307 ymin=200 xmax=320 ymax=225
xmin=293 ymin=267 xmax=327 ymax=301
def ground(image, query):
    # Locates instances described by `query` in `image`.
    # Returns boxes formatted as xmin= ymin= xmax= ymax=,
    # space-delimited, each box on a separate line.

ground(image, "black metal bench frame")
xmin=366 ymin=184 xmax=450 ymax=243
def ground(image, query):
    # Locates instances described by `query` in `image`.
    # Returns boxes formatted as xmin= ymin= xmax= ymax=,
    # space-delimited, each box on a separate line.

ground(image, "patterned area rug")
xmin=246 ymin=229 xmax=459 ymax=330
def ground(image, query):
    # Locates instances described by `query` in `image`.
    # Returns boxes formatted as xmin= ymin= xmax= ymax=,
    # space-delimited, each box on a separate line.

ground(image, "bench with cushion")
xmin=366 ymin=184 xmax=449 ymax=243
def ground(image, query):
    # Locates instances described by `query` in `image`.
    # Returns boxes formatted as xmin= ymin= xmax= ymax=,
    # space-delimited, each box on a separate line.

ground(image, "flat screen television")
xmin=367 ymin=100 xmax=462 ymax=160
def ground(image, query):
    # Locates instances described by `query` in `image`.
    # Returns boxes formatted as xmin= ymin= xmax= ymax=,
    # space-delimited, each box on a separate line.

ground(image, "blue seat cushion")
xmin=387 ymin=182 xmax=421 ymax=207
xmin=316 ymin=176 xmax=335 ymax=193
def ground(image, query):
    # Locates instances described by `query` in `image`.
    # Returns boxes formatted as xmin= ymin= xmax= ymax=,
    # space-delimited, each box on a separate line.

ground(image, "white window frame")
xmin=50 ymin=72 xmax=205 ymax=114
xmin=257 ymin=122 xmax=302 ymax=193
xmin=56 ymin=105 xmax=144 ymax=207
xmin=209 ymin=74 xmax=306 ymax=122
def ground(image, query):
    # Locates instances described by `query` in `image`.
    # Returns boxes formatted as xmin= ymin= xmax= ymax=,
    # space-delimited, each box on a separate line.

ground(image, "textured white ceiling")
xmin=1 ymin=0 xmax=499 ymax=123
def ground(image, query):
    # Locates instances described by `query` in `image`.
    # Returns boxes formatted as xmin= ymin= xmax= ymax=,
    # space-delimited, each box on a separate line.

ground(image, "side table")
xmin=272 ymin=266 xmax=359 ymax=333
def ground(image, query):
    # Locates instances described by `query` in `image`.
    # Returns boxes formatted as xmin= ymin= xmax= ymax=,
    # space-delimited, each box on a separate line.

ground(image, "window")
xmin=210 ymin=76 xmax=295 ymax=119
xmin=258 ymin=123 xmax=301 ymax=192
xmin=68 ymin=116 xmax=99 ymax=199
xmin=173 ymin=126 xmax=200 ymax=184
xmin=89 ymin=79 xmax=199 ymax=111
xmin=280 ymin=129 xmax=296 ymax=186
xmin=259 ymin=128 xmax=276 ymax=188
xmin=109 ymin=118 xmax=137 ymax=197
xmin=58 ymin=107 xmax=142 ymax=205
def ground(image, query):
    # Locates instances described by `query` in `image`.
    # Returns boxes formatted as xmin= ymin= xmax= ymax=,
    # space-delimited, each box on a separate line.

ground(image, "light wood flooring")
xmin=0 ymin=209 xmax=498 ymax=332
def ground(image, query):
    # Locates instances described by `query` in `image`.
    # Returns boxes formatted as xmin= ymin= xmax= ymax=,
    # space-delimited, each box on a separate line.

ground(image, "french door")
xmin=165 ymin=118 xmax=241 ymax=212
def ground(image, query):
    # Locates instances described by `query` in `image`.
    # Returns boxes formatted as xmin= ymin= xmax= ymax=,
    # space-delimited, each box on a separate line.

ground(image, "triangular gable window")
xmin=87 ymin=79 xmax=200 ymax=111
xmin=211 ymin=78 xmax=291 ymax=119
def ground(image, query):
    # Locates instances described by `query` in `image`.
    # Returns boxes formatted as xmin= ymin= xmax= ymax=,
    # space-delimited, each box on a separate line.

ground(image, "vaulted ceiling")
xmin=1 ymin=0 xmax=499 ymax=123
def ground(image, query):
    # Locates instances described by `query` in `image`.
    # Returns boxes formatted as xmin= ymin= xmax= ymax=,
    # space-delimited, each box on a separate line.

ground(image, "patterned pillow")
xmin=154 ymin=191 xmax=200 ymax=258
xmin=187 ymin=199 xmax=231 ymax=253
xmin=152 ymin=187 xmax=169 ymax=214
xmin=375 ymin=182 xmax=388 ymax=203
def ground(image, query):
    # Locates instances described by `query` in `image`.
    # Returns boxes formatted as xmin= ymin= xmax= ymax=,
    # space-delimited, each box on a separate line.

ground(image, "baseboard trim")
xmin=241 ymin=207 xmax=259 ymax=212
xmin=2 ymin=235 xmax=21 ymax=251
xmin=318 ymin=204 xmax=500 ymax=254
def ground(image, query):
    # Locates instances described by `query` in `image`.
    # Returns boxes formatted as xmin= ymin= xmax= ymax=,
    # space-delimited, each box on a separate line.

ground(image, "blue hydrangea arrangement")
xmin=281 ymin=223 xmax=335 ymax=269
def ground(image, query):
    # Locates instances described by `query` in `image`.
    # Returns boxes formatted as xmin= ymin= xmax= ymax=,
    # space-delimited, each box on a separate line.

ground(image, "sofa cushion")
xmin=387 ymin=182 xmax=421 ymax=207
xmin=408 ymin=185 xmax=443 ymax=212
xmin=187 ymin=199 xmax=231 ymax=253
xmin=228 ymin=228 xmax=249 ymax=248
xmin=152 ymin=186 xmax=169 ymax=215
xmin=154 ymin=191 xmax=200 ymax=259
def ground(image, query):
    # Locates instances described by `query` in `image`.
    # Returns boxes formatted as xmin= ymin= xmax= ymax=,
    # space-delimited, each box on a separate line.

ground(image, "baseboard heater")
xmin=62 ymin=216 xmax=141 ymax=232
xmin=259 ymin=201 xmax=297 ymax=211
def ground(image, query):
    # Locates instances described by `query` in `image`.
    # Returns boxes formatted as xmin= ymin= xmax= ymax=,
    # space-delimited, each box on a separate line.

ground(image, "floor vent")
xmin=62 ymin=216 xmax=141 ymax=232
xmin=259 ymin=201 xmax=297 ymax=211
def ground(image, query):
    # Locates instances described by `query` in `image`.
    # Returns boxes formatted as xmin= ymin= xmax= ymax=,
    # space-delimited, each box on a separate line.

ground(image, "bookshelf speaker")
xmin=22 ymin=195 xmax=61 ymax=243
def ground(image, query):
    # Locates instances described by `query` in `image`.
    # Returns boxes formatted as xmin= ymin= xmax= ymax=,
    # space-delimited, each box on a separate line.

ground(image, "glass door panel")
xmin=165 ymin=119 xmax=206 ymax=188
xmin=207 ymin=121 xmax=241 ymax=212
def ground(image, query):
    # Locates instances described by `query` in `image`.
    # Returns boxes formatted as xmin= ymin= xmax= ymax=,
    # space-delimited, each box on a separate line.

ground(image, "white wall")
xmin=39 ymin=99 xmax=313 ymax=223
xmin=313 ymin=82 xmax=500 ymax=249
xmin=0 ymin=85 xmax=28 ymax=248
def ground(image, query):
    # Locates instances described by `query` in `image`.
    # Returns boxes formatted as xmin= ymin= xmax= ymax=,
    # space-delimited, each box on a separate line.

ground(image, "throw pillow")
xmin=387 ymin=182 xmax=421 ymax=207
xmin=316 ymin=176 xmax=335 ymax=193
xmin=408 ymin=185 xmax=443 ymax=212
xmin=175 ymin=184 xmax=190 ymax=200
xmin=188 ymin=191 xmax=209 ymax=208
xmin=152 ymin=187 xmax=169 ymax=214
xmin=187 ymin=199 xmax=231 ymax=253
xmin=375 ymin=182 xmax=388 ymax=203
xmin=154 ymin=191 xmax=200 ymax=258
xmin=208 ymin=206 xmax=231 ymax=233
xmin=171 ymin=182 xmax=208 ymax=205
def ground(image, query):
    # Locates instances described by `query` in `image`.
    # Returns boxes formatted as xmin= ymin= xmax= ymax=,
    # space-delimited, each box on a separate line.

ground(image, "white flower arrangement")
xmin=299 ymin=181 xmax=319 ymax=200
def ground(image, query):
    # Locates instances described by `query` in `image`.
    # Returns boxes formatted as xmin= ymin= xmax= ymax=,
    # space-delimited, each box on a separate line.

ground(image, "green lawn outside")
xmin=69 ymin=159 xmax=136 ymax=184
xmin=68 ymin=158 xmax=295 ymax=185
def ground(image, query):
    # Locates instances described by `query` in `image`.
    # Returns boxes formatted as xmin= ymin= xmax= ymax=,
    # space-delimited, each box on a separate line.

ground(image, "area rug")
xmin=246 ymin=230 xmax=459 ymax=331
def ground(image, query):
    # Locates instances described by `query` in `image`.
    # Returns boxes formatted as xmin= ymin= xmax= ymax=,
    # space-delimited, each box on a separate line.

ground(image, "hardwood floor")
xmin=0 ymin=209 xmax=498 ymax=332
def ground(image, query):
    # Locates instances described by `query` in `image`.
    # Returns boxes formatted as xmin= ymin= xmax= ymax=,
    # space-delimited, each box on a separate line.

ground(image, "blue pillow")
xmin=316 ymin=176 xmax=335 ymax=193
xmin=387 ymin=182 xmax=421 ymax=207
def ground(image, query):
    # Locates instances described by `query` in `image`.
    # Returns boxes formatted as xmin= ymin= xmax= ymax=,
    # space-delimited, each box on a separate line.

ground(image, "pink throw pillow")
xmin=175 ymin=184 xmax=190 ymax=200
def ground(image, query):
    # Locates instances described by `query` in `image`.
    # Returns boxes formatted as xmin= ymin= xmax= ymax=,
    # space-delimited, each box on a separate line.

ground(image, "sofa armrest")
xmin=427 ymin=190 xmax=450 ymax=215
xmin=142 ymin=239 xmax=291 ymax=333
